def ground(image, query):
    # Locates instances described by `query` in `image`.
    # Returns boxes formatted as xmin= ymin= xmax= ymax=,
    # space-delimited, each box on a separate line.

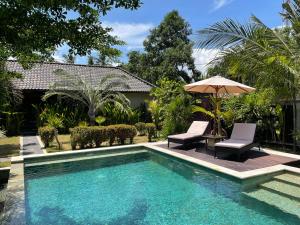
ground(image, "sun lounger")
xmin=214 ymin=123 xmax=259 ymax=160
xmin=167 ymin=121 xmax=209 ymax=148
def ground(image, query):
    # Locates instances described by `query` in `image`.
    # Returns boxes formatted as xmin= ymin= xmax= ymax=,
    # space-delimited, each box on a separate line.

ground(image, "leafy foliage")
xmin=0 ymin=129 xmax=6 ymax=138
xmin=162 ymin=95 xmax=193 ymax=137
xmin=222 ymin=89 xmax=283 ymax=142
xmin=1 ymin=111 xmax=24 ymax=136
xmin=113 ymin=124 xmax=137 ymax=144
xmin=145 ymin=123 xmax=156 ymax=142
xmin=147 ymin=100 xmax=163 ymax=130
xmin=135 ymin=122 xmax=146 ymax=136
xmin=149 ymin=78 xmax=194 ymax=136
xmin=70 ymin=126 xmax=107 ymax=149
xmin=38 ymin=126 xmax=55 ymax=148
xmin=0 ymin=0 xmax=141 ymax=59
xmin=102 ymin=103 xmax=140 ymax=125
xmin=197 ymin=0 xmax=300 ymax=148
xmin=125 ymin=11 xmax=201 ymax=83
xmin=37 ymin=103 xmax=87 ymax=133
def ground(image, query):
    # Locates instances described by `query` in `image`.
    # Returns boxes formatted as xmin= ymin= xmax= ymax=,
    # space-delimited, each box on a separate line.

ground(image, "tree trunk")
xmin=292 ymin=90 xmax=298 ymax=152
xmin=54 ymin=129 xmax=61 ymax=150
xmin=88 ymin=107 xmax=96 ymax=126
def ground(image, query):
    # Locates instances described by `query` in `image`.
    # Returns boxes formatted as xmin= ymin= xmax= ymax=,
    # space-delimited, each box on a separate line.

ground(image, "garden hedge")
xmin=135 ymin=122 xmax=146 ymax=136
xmin=107 ymin=124 xmax=137 ymax=145
xmin=70 ymin=124 xmax=137 ymax=149
xmin=38 ymin=126 xmax=55 ymax=148
xmin=70 ymin=126 xmax=107 ymax=149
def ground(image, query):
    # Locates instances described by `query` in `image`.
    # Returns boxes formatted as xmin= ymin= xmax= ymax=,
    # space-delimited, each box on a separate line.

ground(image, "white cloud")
xmin=52 ymin=54 xmax=65 ymax=63
xmin=211 ymin=0 xmax=234 ymax=11
xmin=192 ymin=48 xmax=220 ymax=73
xmin=52 ymin=44 xmax=69 ymax=63
xmin=103 ymin=21 xmax=154 ymax=50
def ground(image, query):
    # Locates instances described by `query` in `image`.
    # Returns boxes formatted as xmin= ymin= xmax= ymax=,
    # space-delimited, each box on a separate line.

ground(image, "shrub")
xmin=38 ymin=126 xmax=55 ymax=148
xmin=145 ymin=123 xmax=156 ymax=142
xmin=107 ymin=124 xmax=137 ymax=145
xmin=70 ymin=124 xmax=137 ymax=149
xmin=106 ymin=125 xmax=117 ymax=146
xmin=135 ymin=122 xmax=146 ymax=136
xmin=90 ymin=126 xmax=107 ymax=147
xmin=70 ymin=126 xmax=107 ymax=149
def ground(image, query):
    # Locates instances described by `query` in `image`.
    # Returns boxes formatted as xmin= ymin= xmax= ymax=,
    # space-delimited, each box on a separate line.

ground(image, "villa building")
xmin=7 ymin=61 xmax=154 ymax=129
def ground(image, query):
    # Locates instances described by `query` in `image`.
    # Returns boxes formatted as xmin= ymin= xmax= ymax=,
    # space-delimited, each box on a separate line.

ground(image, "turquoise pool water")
xmin=25 ymin=150 xmax=299 ymax=225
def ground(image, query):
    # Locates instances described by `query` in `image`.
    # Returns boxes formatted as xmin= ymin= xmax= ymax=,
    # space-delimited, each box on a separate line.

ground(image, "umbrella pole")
xmin=215 ymin=87 xmax=221 ymax=136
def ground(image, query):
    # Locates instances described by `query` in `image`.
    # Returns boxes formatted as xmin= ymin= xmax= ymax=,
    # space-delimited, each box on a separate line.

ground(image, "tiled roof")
xmin=7 ymin=61 xmax=154 ymax=92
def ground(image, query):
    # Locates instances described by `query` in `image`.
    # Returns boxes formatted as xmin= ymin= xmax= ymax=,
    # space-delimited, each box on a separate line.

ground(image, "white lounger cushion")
xmin=215 ymin=123 xmax=256 ymax=149
xmin=215 ymin=139 xmax=252 ymax=149
xmin=187 ymin=121 xmax=209 ymax=135
xmin=168 ymin=121 xmax=209 ymax=140
xmin=168 ymin=133 xmax=202 ymax=140
xmin=230 ymin=123 xmax=256 ymax=142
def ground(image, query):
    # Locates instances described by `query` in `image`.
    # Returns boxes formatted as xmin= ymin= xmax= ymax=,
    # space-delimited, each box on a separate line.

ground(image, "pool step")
xmin=274 ymin=173 xmax=300 ymax=187
xmin=244 ymin=188 xmax=300 ymax=217
xmin=260 ymin=180 xmax=300 ymax=201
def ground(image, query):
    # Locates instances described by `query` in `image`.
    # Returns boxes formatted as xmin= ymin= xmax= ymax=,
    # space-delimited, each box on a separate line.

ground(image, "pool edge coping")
xmin=10 ymin=142 xmax=300 ymax=180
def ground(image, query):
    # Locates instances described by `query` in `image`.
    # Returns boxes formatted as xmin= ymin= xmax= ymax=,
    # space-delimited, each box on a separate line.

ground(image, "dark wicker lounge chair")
xmin=214 ymin=123 xmax=259 ymax=160
xmin=167 ymin=121 xmax=209 ymax=148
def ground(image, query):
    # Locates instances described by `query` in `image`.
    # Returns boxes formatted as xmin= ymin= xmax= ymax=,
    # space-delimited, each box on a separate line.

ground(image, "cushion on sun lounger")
xmin=187 ymin=121 xmax=209 ymax=135
xmin=168 ymin=133 xmax=202 ymax=141
xmin=214 ymin=139 xmax=252 ymax=149
xmin=230 ymin=123 xmax=256 ymax=142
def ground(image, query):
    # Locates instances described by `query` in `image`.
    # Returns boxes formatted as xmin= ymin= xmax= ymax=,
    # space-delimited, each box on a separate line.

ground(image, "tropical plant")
xmin=145 ymin=123 xmax=156 ymax=142
xmin=147 ymin=100 xmax=163 ymax=130
xmin=36 ymin=103 xmax=86 ymax=133
xmin=0 ymin=0 xmax=140 ymax=62
xmin=222 ymin=89 xmax=283 ymax=142
xmin=38 ymin=126 xmax=55 ymax=148
xmin=102 ymin=103 xmax=139 ymax=125
xmin=0 ymin=129 xmax=6 ymax=138
xmin=43 ymin=70 xmax=130 ymax=126
xmin=162 ymin=95 xmax=193 ymax=137
xmin=1 ymin=110 xmax=24 ymax=136
xmin=197 ymin=0 xmax=300 ymax=150
xmin=95 ymin=116 xmax=106 ymax=126
xmin=135 ymin=122 xmax=146 ymax=136
xmin=45 ymin=114 xmax=63 ymax=150
xmin=150 ymin=78 xmax=194 ymax=134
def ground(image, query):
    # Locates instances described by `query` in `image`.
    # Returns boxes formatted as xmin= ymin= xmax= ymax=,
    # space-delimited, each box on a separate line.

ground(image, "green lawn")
xmin=46 ymin=134 xmax=163 ymax=153
xmin=0 ymin=136 xmax=20 ymax=167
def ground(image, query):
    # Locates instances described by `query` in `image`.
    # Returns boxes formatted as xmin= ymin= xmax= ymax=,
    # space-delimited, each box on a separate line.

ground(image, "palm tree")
xmin=196 ymin=0 xmax=300 ymax=150
xmin=43 ymin=69 xmax=130 ymax=125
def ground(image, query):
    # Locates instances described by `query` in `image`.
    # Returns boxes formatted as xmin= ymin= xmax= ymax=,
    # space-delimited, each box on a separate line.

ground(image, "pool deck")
xmin=155 ymin=142 xmax=299 ymax=172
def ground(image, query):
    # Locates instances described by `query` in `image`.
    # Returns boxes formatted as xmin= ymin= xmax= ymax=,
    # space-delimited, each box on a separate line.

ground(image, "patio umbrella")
xmin=184 ymin=75 xmax=255 ymax=135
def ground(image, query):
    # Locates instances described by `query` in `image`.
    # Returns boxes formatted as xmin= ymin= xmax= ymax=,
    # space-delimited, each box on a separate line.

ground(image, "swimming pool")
xmin=24 ymin=149 xmax=299 ymax=225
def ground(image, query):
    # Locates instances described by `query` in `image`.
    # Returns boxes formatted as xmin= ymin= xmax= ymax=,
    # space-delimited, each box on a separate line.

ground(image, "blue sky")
xmin=54 ymin=0 xmax=283 ymax=72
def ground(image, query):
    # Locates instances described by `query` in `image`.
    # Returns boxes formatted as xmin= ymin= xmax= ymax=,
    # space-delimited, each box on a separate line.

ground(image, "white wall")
xmin=124 ymin=92 xmax=151 ymax=108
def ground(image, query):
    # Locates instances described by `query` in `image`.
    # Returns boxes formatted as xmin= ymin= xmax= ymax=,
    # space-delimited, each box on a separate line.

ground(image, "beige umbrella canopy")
xmin=184 ymin=75 xmax=255 ymax=94
xmin=184 ymin=75 xmax=255 ymax=136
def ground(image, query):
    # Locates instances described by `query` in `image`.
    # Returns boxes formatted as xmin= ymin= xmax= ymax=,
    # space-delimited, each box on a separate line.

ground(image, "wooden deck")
xmin=155 ymin=143 xmax=299 ymax=172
